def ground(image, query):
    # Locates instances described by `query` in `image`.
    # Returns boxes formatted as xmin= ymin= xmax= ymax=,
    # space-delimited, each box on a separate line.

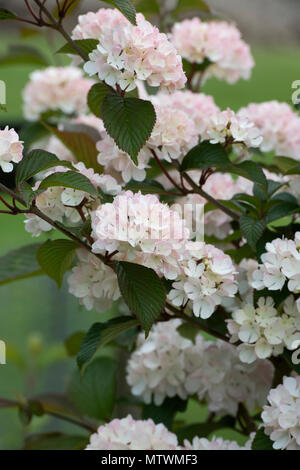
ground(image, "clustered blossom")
xmin=86 ymin=415 xmax=179 ymax=450
xmin=23 ymin=66 xmax=94 ymax=121
xmin=91 ymin=191 xmax=190 ymax=280
xmin=127 ymin=320 xmax=273 ymax=417
xmin=81 ymin=9 xmax=186 ymax=92
xmin=168 ymin=241 xmax=238 ymax=319
xmin=68 ymin=249 xmax=120 ymax=312
xmin=203 ymin=108 xmax=263 ymax=150
xmin=0 ymin=127 xmax=23 ymax=173
xmin=184 ymin=335 xmax=273 ymax=416
xmin=238 ymin=101 xmax=300 ymax=158
xmin=261 ymin=376 xmax=300 ymax=450
xmin=171 ymin=18 xmax=254 ymax=84
xmin=227 ymin=296 xmax=300 ymax=364
xmin=25 ymin=163 xmax=121 ymax=237
xmin=251 ymin=233 xmax=300 ymax=295
xmin=126 ymin=319 xmax=191 ymax=405
xmin=151 ymin=90 xmax=220 ymax=138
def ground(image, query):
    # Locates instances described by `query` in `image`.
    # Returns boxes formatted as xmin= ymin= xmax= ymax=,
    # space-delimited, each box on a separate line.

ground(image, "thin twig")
xmin=150 ymin=149 xmax=186 ymax=195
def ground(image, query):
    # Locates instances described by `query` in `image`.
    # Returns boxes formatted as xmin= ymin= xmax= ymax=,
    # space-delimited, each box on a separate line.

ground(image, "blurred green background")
xmin=0 ymin=23 xmax=299 ymax=449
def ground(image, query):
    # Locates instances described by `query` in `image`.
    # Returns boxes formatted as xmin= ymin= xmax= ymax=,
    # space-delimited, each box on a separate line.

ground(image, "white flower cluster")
xmin=127 ymin=320 xmax=273 ymax=416
xmin=67 ymin=249 xmax=120 ymax=312
xmin=0 ymin=126 xmax=23 ymax=173
xmin=251 ymin=233 xmax=300 ymax=296
xmin=168 ymin=241 xmax=238 ymax=319
xmin=227 ymin=296 xmax=300 ymax=364
xmin=261 ymin=376 xmax=300 ymax=450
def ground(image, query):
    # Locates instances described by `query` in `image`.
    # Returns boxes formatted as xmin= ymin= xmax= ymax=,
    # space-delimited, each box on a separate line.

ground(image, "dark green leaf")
xmin=133 ymin=0 xmax=160 ymax=14
xmin=252 ymin=428 xmax=274 ymax=450
xmin=0 ymin=244 xmax=43 ymax=286
xmin=104 ymin=0 xmax=137 ymax=25
xmin=0 ymin=45 xmax=48 ymax=67
xmin=24 ymin=433 xmax=88 ymax=450
xmin=267 ymin=202 xmax=298 ymax=223
xmin=37 ymin=239 xmax=78 ymax=288
xmin=68 ymin=357 xmax=118 ymax=420
xmin=230 ymin=161 xmax=267 ymax=186
xmin=142 ymin=397 xmax=187 ymax=429
xmin=16 ymin=149 xmax=72 ymax=185
xmin=77 ymin=316 xmax=139 ymax=370
xmin=101 ymin=94 xmax=156 ymax=164
xmin=87 ymin=82 xmax=112 ymax=118
xmin=125 ymin=179 xmax=174 ymax=195
xmin=114 ymin=262 xmax=166 ymax=335
xmin=240 ymin=215 xmax=266 ymax=250
xmin=38 ymin=171 xmax=98 ymax=196
xmin=0 ymin=8 xmax=17 ymax=20
xmin=180 ymin=142 xmax=230 ymax=172
xmin=57 ymin=39 xmax=99 ymax=57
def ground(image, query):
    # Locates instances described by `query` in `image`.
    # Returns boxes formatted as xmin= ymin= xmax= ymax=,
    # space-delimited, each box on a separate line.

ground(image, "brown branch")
xmin=150 ymin=149 xmax=187 ymax=195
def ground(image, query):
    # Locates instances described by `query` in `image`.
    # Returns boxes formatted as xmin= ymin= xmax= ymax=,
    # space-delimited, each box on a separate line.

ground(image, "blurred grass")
xmin=0 ymin=30 xmax=299 ymax=448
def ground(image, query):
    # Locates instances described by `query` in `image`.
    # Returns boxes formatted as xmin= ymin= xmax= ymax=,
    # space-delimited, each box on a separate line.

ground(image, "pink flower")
xmin=171 ymin=18 xmax=254 ymax=84
xmin=23 ymin=67 xmax=94 ymax=121
xmin=82 ymin=9 xmax=186 ymax=91
xmin=0 ymin=126 xmax=23 ymax=173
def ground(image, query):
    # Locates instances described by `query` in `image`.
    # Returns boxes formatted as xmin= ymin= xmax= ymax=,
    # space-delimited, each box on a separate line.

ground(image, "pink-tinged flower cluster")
xmin=184 ymin=436 xmax=248 ymax=450
xmin=25 ymin=162 xmax=121 ymax=237
xmin=67 ymin=249 xmax=120 ymax=312
xmin=86 ymin=415 xmax=179 ymax=450
xmin=238 ymin=101 xmax=300 ymax=158
xmin=126 ymin=319 xmax=192 ymax=405
xmin=261 ymin=376 xmax=300 ymax=450
xmin=251 ymin=233 xmax=300 ymax=294
xmin=81 ymin=9 xmax=186 ymax=92
xmin=203 ymin=108 xmax=263 ymax=149
xmin=168 ymin=241 xmax=238 ymax=319
xmin=0 ymin=127 xmax=23 ymax=173
xmin=185 ymin=335 xmax=273 ymax=416
xmin=23 ymin=67 xmax=94 ymax=121
xmin=227 ymin=296 xmax=300 ymax=364
xmin=171 ymin=18 xmax=254 ymax=84
xmin=151 ymin=90 xmax=220 ymax=138
xmin=91 ymin=191 xmax=190 ymax=280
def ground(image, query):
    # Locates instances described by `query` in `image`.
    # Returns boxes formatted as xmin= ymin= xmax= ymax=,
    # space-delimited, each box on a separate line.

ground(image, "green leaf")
xmin=274 ymin=156 xmax=300 ymax=174
xmin=16 ymin=149 xmax=72 ymax=185
xmin=87 ymin=82 xmax=112 ymax=118
xmin=180 ymin=142 xmax=230 ymax=172
xmin=57 ymin=39 xmax=99 ymax=57
xmin=0 ymin=8 xmax=17 ymax=20
xmin=20 ymin=122 xmax=50 ymax=152
xmin=37 ymin=240 xmax=78 ymax=288
xmin=252 ymin=428 xmax=274 ymax=450
xmin=104 ymin=0 xmax=137 ymax=25
xmin=240 ymin=215 xmax=266 ymax=251
xmin=77 ymin=316 xmax=139 ymax=370
xmin=177 ymin=417 xmax=235 ymax=444
xmin=0 ymin=244 xmax=43 ymax=286
xmin=0 ymin=45 xmax=48 ymax=67
xmin=18 ymin=182 xmax=36 ymax=207
xmin=24 ymin=433 xmax=88 ymax=451
xmin=114 ymin=262 xmax=166 ymax=335
xmin=142 ymin=397 xmax=187 ymax=429
xmin=133 ymin=0 xmax=160 ymax=14
xmin=38 ymin=171 xmax=98 ymax=197
xmin=267 ymin=202 xmax=299 ymax=224
xmin=43 ymin=122 xmax=102 ymax=173
xmin=101 ymin=94 xmax=156 ymax=164
xmin=125 ymin=179 xmax=174 ymax=195
xmin=65 ymin=332 xmax=85 ymax=357
xmin=230 ymin=161 xmax=267 ymax=186
xmin=175 ymin=0 xmax=211 ymax=14
xmin=68 ymin=357 xmax=118 ymax=420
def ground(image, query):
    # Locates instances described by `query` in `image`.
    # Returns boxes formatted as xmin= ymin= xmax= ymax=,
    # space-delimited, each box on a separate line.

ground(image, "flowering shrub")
xmin=0 ymin=0 xmax=300 ymax=452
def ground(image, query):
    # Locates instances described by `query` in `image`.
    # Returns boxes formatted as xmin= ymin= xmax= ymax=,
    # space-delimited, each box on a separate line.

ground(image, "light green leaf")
xmin=101 ymin=94 xmax=156 ymax=164
xmin=37 ymin=239 xmax=78 ymax=288
xmin=114 ymin=261 xmax=166 ymax=335
xmin=0 ymin=244 xmax=43 ymax=286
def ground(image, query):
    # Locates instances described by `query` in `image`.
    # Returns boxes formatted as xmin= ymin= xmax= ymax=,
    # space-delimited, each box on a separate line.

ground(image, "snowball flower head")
xmin=127 ymin=319 xmax=192 ymax=405
xmin=171 ymin=18 xmax=254 ymax=84
xmin=227 ymin=296 xmax=300 ymax=363
xmin=82 ymin=9 xmax=186 ymax=92
xmin=238 ymin=101 xmax=300 ymax=159
xmin=261 ymin=376 xmax=300 ymax=450
xmin=67 ymin=249 xmax=120 ymax=312
xmin=23 ymin=66 xmax=94 ymax=121
xmin=0 ymin=126 xmax=23 ymax=173
xmin=86 ymin=415 xmax=178 ymax=450
xmin=168 ymin=241 xmax=238 ymax=319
